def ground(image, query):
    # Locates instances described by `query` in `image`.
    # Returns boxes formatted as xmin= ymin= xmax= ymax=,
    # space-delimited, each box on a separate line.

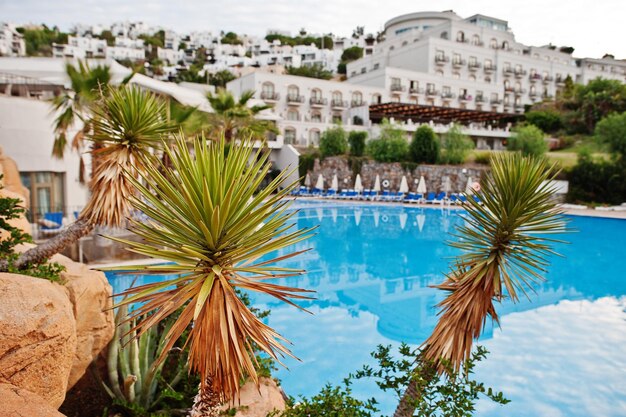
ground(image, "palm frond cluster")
xmin=424 ymin=152 xmax=568 ymax=370
xmin=111 ymin=136 xmax=316 ymax=402
xmin=81 ymin=86 xmax=174 ymax=227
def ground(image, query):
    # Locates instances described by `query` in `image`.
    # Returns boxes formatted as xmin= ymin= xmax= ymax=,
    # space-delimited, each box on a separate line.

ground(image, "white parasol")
xmin=331 ymin=174 xmax=339 ymax=191
xmin=373 ymin=175 xmax=381 ymax=192
xmin=354 ymin=174 xmax=363 ymax=192
xmin=399 ymin=176 xmax=409 ymax=193
xmin=315 ymin=174 xmax=325 ymax=190
xmin=416 ymin=176 xmax=427 ymax=194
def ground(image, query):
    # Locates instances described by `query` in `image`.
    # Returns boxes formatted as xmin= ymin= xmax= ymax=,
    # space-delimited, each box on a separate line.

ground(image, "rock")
xmin=0 ymin=145 xmax=30 ymax=206
xmin=224 ymin=377 xmax=287 ymax=417
xmin=51 ymin=253 xmax=115 ymax=389
xmin=0 ymin=274 xmax=77 ymax=409
xmin=0 ymin=383 xmax=66 ymax=417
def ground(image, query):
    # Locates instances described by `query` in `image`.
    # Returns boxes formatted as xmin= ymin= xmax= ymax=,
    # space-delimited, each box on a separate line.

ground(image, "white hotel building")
xmin=228 ymin=11 xmax=626 ymax=150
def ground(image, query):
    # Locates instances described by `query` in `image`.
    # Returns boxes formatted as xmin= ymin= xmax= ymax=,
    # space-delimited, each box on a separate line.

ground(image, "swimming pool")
xmin=106 ymin=201 xmax=626 ymax=417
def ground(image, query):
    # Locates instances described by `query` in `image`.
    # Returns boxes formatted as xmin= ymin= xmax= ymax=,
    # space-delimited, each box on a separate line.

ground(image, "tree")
xmin=109 ymin=136 xmax=315 ymax=416
xmin=393 ymin=153 xmax=567 ymax=417
xmin=208 ymin=70 xmax=236 ymax=88
xmin=595 ymin=111 xmax=626 ymax=163
xmin=286 ymin=64 xmax=333 ymax=80
xmin=563 ymin=78 xmax=626 ymax=133
xmin=525 ymin=109 xmax=563 ymax=133
xmin=439 ymin=124 xmax=473 ymax=164
xmin=340 ymin=46 xmax=363 ymax=62
xmin=366 ymin=121 xmax=409 ymax=162
xmin=50 ymin=60 xmax=112 ymax=160
xmin=18 ymin=25 xmax=68 ymax=56
xmin=1 ymin=86 xmax=174 ymax=272
xmin=409 ymin=125 xmax=439 ymax=163
xmin=205 ymin=89 xmax=277 ymax=141
xmin=507 ymin=124 xmax=548 ymax=158
xmin=319 ymin=125 xmax=348 ymax=157
xmin=221 ymin=32 xmax=242 ymax=45
xmin=348 ymin=131 xmax=367 ymax=157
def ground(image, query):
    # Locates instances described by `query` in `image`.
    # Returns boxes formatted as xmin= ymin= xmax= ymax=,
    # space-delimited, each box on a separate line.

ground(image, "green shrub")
xmin=409 ymin=125 xmax=440 ymax=163
xmin=595 ymin=111 xmax=626 ymax=162
xmin=319 ymin=125 xmax=348 ymax=157
xmin=298 ymin=151 xmax=319 ymax=183
xmin=525 ymin=109 xmax=563 ymax=133
xmin=348 ymin=131 xmax=367 ymax=156
xmin=366 ymin=121 xmax=409 ymax=162
xmin=439 ymin=125 xmax=474 ymax=164
xmin=507 ymin=125 xmax=548 ymax=157
xmin=567 ymin=151 xmax=626 ymax=204
xmin=473 ymin=151 xmax=492 ymax=165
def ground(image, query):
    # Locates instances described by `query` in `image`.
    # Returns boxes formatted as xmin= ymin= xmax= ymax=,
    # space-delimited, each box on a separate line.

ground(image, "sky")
xmin=2 ymin=0 xmax=625 ymax=59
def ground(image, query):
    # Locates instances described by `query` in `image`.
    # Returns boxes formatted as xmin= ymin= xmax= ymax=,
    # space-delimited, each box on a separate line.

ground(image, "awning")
xmin=369 ymin=102 xmax=519 ymax=125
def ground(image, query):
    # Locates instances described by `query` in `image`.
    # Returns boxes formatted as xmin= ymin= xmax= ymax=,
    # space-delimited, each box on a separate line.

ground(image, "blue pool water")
xmin=106 ymin=202 xmax=626 ymax=417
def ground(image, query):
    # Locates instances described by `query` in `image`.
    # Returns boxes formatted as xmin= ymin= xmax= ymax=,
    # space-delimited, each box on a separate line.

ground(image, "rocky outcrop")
xmin=52 ymin=253 xmax=115 ymax=389
xmin=0 ymin=383 xmax=66 ymax=417
xmin=0 ymin=145 xmax=30 ymax=206
xmin=224 ymin=377 xmax=287 ymax=417
xmin=0 ymin=274 xmax=77 ymax=408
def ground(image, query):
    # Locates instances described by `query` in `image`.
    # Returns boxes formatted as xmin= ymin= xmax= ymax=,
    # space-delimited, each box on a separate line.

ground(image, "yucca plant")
xmin=108 ymin=135 xmax=316 ymax=416
xmin=1 ymin=85 xmax=174 ymax=271
xmin=393 ymin=152 xmax=568 ymax=417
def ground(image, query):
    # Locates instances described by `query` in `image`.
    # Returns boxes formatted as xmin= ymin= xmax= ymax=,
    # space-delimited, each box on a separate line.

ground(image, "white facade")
xmin=105 ymin=46 xmax=145 ymax=61
xmin=0 ymin=23 xmax=26 ymax=57
xmin=53 ymin=36 xmax=106 ymax=59
xmin=347 ymin=11 xmax=626 ymax=115
xmin=157 ymin=47 xmax=185 ymax=65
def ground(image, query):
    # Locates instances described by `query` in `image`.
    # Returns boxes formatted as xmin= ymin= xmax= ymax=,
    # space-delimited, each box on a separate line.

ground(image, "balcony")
xmin=529 ymin=91 xmax=539 ymax=99
xmin=484 ymin=65 xmax=497 ymax=74
xmin=409 ymin=87 xmax=424 ymax=95
xmin=514 ymin=69 xmax=527 ymax=78
xmin=514 ymin=103 xmax=525 ymax=111
xmin=260 ymin=91 xmax=280 ymax=102
xmin=502 ymin=68 xmax=514 ymax=76
xmin=458 ymin=94 xmax=472 ymax=102
xmin=390 ymin=84 xmax=406 ymax=92
xmin=425 ymin=89 xmax=439 ymax=97
xmin=309 ymin=97 xmax=328 ymax=107
xmin=555 ymin=76 xmax=566 ymax=85
xmin=475 ymin=95 xmax=486 ymax=103
xmin=468 ymin=62 xmax=481 ymax=71
xmin=351 ymin=100 xmax=365 ymax=107
xmin=286 ymin=94 xmax=304 ymax=105
xmin=504 ymin=87 xmax=515 ymax=94
xmin=514 ymin=88 xmax=527 ymax=95
xmin=434 ymin=55 xmax=450 ymax=65
xmin=490 ymin=98 xmax=503 ymax=105
xmin=331 ymin=99 xmax=348 ymax=109
xmin=441 ymin=92 xmax=456 ymax=100
xmin=529 ymin=73 xmax=542 ymax=82
xmin=451 ymin=58 xmax=466 ymax=68
xmin=543 ymin=75 xmax=554 ymax=83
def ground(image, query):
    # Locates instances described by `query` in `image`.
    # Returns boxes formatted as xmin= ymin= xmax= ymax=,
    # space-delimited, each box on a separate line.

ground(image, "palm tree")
xmin=107 ymin=135 xmax=315 ymax=416
xmin=393 ymin=152 xmax=568 ymax=417
xmin=1 ymin=86 xmax=174 ymax=271
xmin=50 ymin=60 xmax=111 ymax=161
xmin=206 ymin=89 xmax=277 ymax=141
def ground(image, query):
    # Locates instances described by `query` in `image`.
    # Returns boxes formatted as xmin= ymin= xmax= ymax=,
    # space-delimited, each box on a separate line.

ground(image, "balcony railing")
xmin=504 ymin=87 xmax=515 ymax=93
xmin=514 ymin=69 xmax=527 ymax=78
xmin=409 ymin=87 xmax=424 ymax=94
xmin=390 ymin=84 xmax=406 ymax=92
xmin=502 ymin=68 xmax=514 ymax=76
xmin=441 ymin=92 xmax=456 ymax=99
xmin=475 ymin=96 xmax=486 ymax=103
xmin=260 ymin=91 xmax=280 ymax=101
xmin=468 ymin=62 xmax=481 ymax=71
xmin=458 ymin=94 xmax=472 ymax=102
xmin=286 ymin=94 xmax=304 ymax=104
xmin=529 ymin=73 xmax=542 ymax=82
xmin=529 ymin=91 xmax=539 ymax=98
xmin=490 ymin=98 xmax=503 ymax=105
xmin=484 ymin=65 xmax=497 ymax=73
xmin=555 ymin=77 xmax=566 ymax=85
xmin=351 ymin=100 xmax=364 ymax=107
xmin=452 ymin=58 xmax=466 ymax=68
xmin=543 ymin=75 xmax=554 ymax=82
xmin=309 ymin=97 xmax=327 ymax=106
xmin=331 ymin=99 xmax=348 ymax=108
xmin=425 ymin=89 xmax=439 ymax=96
xmin=434 ymin=55 xmax=450 ymax=65
xmin=514 ymin=88 xmax=527 ymax=95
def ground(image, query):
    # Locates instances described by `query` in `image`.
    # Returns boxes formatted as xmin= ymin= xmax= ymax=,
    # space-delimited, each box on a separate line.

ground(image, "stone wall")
xmin=310 ymin=156 xmax=488 ymax=193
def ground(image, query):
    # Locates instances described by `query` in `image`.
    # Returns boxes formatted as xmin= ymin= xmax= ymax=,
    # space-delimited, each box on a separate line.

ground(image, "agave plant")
xmin=108 ymin=135 xmax=315 ymax=415
xmin=2 ymin=85 xmax=174 ymax=271
xmin=393 ymin=152 xmax=568 ymax=417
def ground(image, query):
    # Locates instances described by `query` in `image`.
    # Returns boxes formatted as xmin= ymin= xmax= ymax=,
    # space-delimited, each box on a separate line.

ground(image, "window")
xmin=453 ymin=53 xmax=461 ymax=64
xmin=471 ymin=34 xmax=481 ymax=45
xmin=440 ymin=31 xmax=449 ymax=40
xmin=311 ymin=112 xmax=322 ymax=123
xmin=351 ymin=91 xmax=363 ymax=106
xmin=287 ymin=85 xmax=299 ymax=100
xmin=19 ymin=172 xmax=65 ymax=223
xmin=287 ymin=109 xmax=299 ymax=121
xmin=284 ymin=127 xmax=296 ymax=144
xmin=469 ymin=75 xmax=476 ymax=81
xmin=504 ymin=79 xmax=511 ymax=89
xmin=435 ymin=50 xmax=445 ymax=60
xmin=391 ymin=77 xmax=401 ymax=88
xmin=311 ymin=88 xmax=322 ymax=100
xmin=515 ymin=82 xmax=521 ymax=92
xmin=490 ymin=38 xmax=497 ymax=49
xmin=332 ymin=91 xmax=343 ymax=102
xmin=426 ymin=83 xmax=435 ymax=94
xmin=453 ymin=72 xmax=460 ymax=79
xmin=436 ymin=70 xmax=444 ymax=76
xmin=485 ymin=76 xmax=491 ymax=83
xmin=502 ymin=40 xmax=509 ymax=50
xmin=443 ymin=86 xmax=451 ymax=94
xmin=469 ymin=56 xmax=477 ymax=66
xmin=456 ymin=31 xmax=465 ymax=42
xmin=484 ymin=58 xmax=493 ymax=69
xmin=371 ymin=94 xmax=382 ymax=104
xmin=261 ymin=82 xmax=275 ymax=99
xmin=309 ymin=129 xmax=320 ymax=146
xmin=332 ymin=113 xmax=342 ymax=123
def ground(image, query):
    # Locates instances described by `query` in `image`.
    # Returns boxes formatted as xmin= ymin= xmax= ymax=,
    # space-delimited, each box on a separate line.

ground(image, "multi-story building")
xmin=0 ymin=23 xmax=26 ymax=57
xmin=346 ymin=11 xmax=626 ymax=115
xmin=52 ymin=36 xmax=106 ymax=59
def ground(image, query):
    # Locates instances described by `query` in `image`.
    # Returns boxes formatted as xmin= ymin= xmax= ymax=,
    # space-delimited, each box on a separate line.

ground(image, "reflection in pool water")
xmin=107 ymin=202 xmax=626 ymax=417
